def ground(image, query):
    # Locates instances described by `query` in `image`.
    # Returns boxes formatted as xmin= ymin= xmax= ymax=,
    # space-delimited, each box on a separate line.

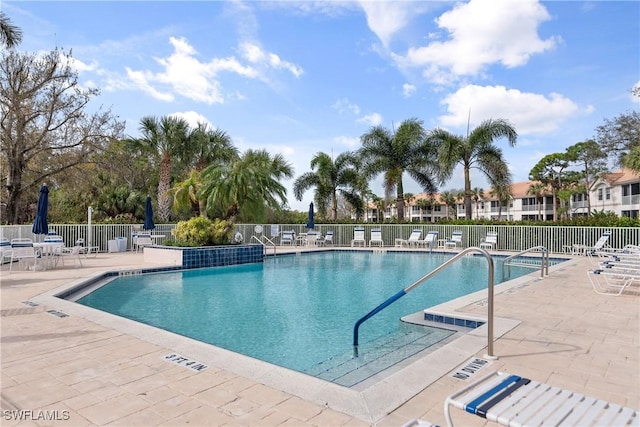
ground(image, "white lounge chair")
xmin=397 ymin=229 xmax=422 ymax=247
xmin=351 ymin=227 xmax=366 ymax=247
xmin=0 ymin=238 xmax=13 ymax=264
xmin=280 ymin=231 xmax=295 ymax=246
xmin=417 ymin=231 xmax=438 ymax=249
xmin=444 ymin=370 xmax=639 ymax=427
xmin=479 ymin=231 xmax=498 ymax=250
xmin=369 ymin=229 xmax=384 ymax=247
xmin=572 ymin=231 xmax=611 ymax=255
xmin=445 ymin=231 xmax=463 ymax=249
xmin=587 ymin=264 xmax=639 ymax=296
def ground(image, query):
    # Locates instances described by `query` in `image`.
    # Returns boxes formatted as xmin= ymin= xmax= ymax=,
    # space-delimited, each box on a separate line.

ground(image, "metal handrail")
xmin=352 ymin=247 xmax=496 ymax=359
xmin=250 ymin=235 xmax=277 ymax=255
xmin=501 ymin=246 xmax=549 ymax=280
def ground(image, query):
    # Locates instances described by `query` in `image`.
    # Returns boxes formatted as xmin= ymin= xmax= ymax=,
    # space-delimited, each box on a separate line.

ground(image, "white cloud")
xmin=169 ymin=111 xmax=213 ymax=130
xmin=332 ymin=98 xmax=361 ymax=115
xmin=357 ymin=112 xmax=383 ymax=127
xmin=438 ymin=85 xmax=581 ymax=135
xmin=402 ymin=83 xmax=416 ymax=98
xmin=357 ymin=1 xmax=415 ymax=47
xmin=125 ymin=36 xmax=301 ymax=104
xmin=393 ymin=0 xmax=558 ymax=83
xmin=334 ymin=135 xmax=360 ymax=148
xmin=632 ymin=80 xmax=640 ymax=103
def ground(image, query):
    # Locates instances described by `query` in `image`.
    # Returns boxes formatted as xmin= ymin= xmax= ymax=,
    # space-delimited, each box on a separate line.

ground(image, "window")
xmin=622 ymin=183 xmax=640 ymax=196
xmin=598 ymin=188 xmax=603 ymax=201
xmin=605 ymin=187 xmax=611 ymax=200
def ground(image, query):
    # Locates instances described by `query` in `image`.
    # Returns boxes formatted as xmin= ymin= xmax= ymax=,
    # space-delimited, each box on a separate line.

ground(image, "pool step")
xmin=303 ymin=324 xmax=455 ymax=387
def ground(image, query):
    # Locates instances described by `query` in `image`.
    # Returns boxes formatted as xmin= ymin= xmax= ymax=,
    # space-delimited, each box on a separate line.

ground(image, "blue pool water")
xmin=77 ymin=251 xmax=535 ymax=383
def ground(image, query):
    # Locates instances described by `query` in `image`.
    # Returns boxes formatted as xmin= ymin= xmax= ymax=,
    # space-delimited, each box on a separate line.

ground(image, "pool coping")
xmin=28 ymin=252 xmax=573 ymax=423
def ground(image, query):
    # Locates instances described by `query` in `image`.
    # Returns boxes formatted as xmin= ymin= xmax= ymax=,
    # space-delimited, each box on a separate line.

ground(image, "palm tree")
xmin=188 ymin=123 xmax=238 ymax=171
xmin=527 ymin=182 xmax=547 ymax=221
xmin=415 ymin=198 xmax=430 ymax=222
xmin=200 ymin=149 xmax=294 ymax=222
xmin=471 ymin=187 xmax=485 ymax=219
xmin=134 ymin=115 xmax=191 ymax=222
xmin=428 ymin=118 xmax=517 ymax=220
xmin=170 ymin=170 xmax=204 ymax=218
xmin=440 ymin=191 xmax=457 ymax=219
xmin=293 ymin=151 xmax=363 ymax=221
xmin=0 ymin=12 xmax=22 ymax=48
xmin=359 ymin=118 xmax=438 ymax=221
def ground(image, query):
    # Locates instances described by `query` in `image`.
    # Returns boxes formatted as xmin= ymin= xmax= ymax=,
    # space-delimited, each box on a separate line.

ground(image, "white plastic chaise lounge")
xmin=417 ymin=231 xmax=439 ymax=250
xmin=587 ymin=262 xmax=639 ymax=296
xmin=351 ymin=227 xmax=366 ymax=247
xmin=445 ymin=231 xmax=463 ymax=249
xmin=572 ymin=231 xmax=611 ymax=255
xmin=322 ymin=231 xmax=334 ymax=246
xmin=442 ymin=370 xmax=639 ymax=427
xmin=479 ymin=231 xmax=498 ymax=250
xmin=397 ymin=229 xmax=422 ymax=247
xmin=369 ymin=229 xmax=384 ymax=247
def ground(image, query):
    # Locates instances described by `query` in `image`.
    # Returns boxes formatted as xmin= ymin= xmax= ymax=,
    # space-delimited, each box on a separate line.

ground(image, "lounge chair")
xmin=396 ymin=229 xmax=422 ymax=247
xmin=417 ymin=231 xmax=438 ymax=250
xmin=587 ymin=264 xmax=639 ymax=296
xmin=443 ymin=370 xmax=639 ymax=427
xmin=280 ymin=231 xmax=295 ymax=246
xmin=445 ymin=231 xmax=463 ymax=249
xmin=351 ymin=227 xmax=366 ymax=247
xmin=479 ymin=231 xmax=498 ymax=250
xmin=572 ymin=231 xmax=611 ymax=255
xmin=369 ymin=229 xmax=384 ymax=247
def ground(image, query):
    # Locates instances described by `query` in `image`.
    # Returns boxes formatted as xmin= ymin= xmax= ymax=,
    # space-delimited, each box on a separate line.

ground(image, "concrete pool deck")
xmin=1 ymin=247 xmax=638 ymax=426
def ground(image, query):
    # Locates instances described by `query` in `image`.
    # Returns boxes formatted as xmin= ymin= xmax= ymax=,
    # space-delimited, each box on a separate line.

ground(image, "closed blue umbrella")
xmin=32 ymin=184 xmax=49 ymax=236
xmin=143 ymin=196 xmax=155 ymax=231
xmin=306 ymin=202 xmax=315 ymax=229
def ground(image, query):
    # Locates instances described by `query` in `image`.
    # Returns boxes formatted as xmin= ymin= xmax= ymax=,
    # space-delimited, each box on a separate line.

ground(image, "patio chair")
xmin=445 ymin=231 xmax=463 ymax=249
xmin=0 ymin=238 xmax=13 ymax=264
xmin=322 ymin=231 xmax=334 ymax=246
xmin=280 ymin=231 xmax=295 ymax=246
xmin=369 ymin=229 xmax=384 ymax=247
xmin=443 ymin=370 xmax=639 ymax=427
xmin=9 ymin=241 xmax=38 ymax=272
xmin=55 ymin=245 xmax=84 ymax=268
xmin=351 ymin=227 xmax=366 ymax=247
xmin=587 ymin=264 xmax=639 ymax=296
xmin=417 ymin=231 xmax=438 ymax=250
xmin=396 ymin=229 xmax=422 ymax=247
xmin=134 ymin=233 xmax=152 ymax=252
xmin=572 ymin=231 xmax=611 ymax=255
xmin=75 ymin=238 xmax=99 ymax=258
xmin=479 ymin=231 xmax=498 ymax=250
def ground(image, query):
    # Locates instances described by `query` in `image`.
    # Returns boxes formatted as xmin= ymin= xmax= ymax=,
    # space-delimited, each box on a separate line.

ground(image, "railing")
xmin=501 ymin=246 xmax=549 ymax=280
xmin=250 ymin=235 xmax=277 ymax=255
xmin=1 ymin=224 xmax=637 ymax=255
xmin=352 ymin=247 xmax=496 ymax=359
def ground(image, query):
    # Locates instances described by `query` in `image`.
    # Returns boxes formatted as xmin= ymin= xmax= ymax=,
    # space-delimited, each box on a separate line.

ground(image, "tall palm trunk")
xmin=157 ymin=155 xmax=172 ymax=222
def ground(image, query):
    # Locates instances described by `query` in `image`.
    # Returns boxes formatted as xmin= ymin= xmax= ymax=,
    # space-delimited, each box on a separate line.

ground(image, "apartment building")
xmin=363 ymin=169 xmax=640 ymax=222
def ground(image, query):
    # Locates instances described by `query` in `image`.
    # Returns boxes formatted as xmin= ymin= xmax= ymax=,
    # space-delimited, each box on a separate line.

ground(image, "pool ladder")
xmin=501 ymin=246 xmax=549 ymax=280
xmin=352 ymin=247 xmax=497 ymax=359
xmin=250 ymin=235 xmax=277 ymax=255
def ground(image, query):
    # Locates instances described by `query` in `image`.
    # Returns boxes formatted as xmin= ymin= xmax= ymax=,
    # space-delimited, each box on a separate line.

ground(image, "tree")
xmin=527 ymin=182 xmax=547 ymax=221
xmin=359 ymin=118 xmax=438 ymax=221
xmin=293 ymin=151 xmax=363 ymax=221
xmin=0 ymin=49 xmax=124 ymax=224
xmin=414 ymin=198 xmax=430 ymax=222
xmin=0 ymin=12 xmax=22 ymax=49
xmin=439 ymin=190 xmax=457 ymax=219
xmin=428 ymin=118 xmax=518 ymax=220
xmin=529 ymin=153 xmax=571 ymax=221
xmin=565 ymin=139 xmax=608 ymax=213
xmin=200 ymin=149 xmax=294 ymax=222
xmin=596 ymin=111 xmax=640 ymax=173
xmin=471 ymin=187 xmax=485 ymax=219
xmin=132 ymin=115 xmax=191 ymax=222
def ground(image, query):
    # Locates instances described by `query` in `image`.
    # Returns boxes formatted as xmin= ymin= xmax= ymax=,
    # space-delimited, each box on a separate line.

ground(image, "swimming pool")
xmin=75 ymin=251 xmax=536 ymax=385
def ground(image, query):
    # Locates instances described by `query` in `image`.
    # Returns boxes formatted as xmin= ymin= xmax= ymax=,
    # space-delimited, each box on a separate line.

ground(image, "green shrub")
xmin=170 ymin=217 xmax=234 ymax=246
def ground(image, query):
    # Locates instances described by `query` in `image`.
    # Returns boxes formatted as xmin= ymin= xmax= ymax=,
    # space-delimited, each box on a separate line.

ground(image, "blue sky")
xmin=6 ymin=0 xmax=639 ymax=211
